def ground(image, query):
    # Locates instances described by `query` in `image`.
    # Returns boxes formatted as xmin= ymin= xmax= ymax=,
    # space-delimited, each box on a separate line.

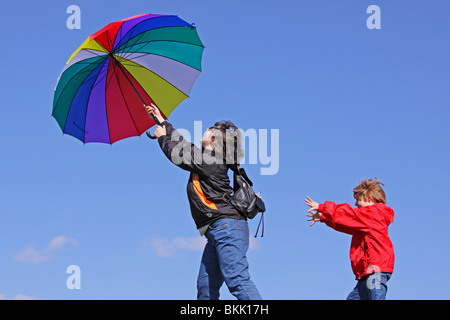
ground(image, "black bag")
xmin=228 ymin=165 xmax=266 ymax=236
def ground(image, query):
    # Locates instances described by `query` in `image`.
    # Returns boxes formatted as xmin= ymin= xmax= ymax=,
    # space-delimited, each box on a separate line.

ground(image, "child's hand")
xmin=305 ymin=196 xmax=319 ymax=211
xmin=306 ymin=211 xmax=321 ymax=227
xmin=305 ymin=196 xmax=321 ymax=226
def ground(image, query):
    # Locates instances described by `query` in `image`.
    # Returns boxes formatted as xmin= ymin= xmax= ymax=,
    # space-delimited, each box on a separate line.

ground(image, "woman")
xmin=145 ymin=104 xmax=262 ymax=300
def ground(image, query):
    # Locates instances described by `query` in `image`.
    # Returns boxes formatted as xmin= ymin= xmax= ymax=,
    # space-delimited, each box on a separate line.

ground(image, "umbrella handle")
xmin=146 ymin=114 xmax=163 ymax=140
xmin=146 ymin=131 xmax=158 ymax=139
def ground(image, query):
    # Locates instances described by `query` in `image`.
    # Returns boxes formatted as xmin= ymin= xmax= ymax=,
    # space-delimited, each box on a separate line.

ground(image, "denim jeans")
xmin=197 ymin=218 xmax=262 ymax=300
xmin=346 ymin=272 xmax=391 ymax=300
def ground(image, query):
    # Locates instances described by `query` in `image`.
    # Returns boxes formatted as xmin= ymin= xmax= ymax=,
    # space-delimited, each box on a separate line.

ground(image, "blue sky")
xmin=1 ymin=0 xmax=450 ymax=299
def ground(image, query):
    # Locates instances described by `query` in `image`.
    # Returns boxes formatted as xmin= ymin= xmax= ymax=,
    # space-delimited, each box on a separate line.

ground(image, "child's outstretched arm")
xmin=318 ymin=201 xmax=376 ymax=234
xmin=305 ymin=198 xmax=355 ymax=234
xmin=305 ymin=196 xmax=321 ymax=226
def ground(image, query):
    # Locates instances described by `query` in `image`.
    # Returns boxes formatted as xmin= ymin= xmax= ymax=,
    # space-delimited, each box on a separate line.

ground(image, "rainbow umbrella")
xmin=52 ymin=13 xmax=204 ymax=144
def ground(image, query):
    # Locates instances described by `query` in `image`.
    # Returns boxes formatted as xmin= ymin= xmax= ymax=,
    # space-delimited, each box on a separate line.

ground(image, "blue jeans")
xmin=197 ymin=218 xmax=262 ymax=300
xmin=346 ymin=273 xmax=391 ymax=300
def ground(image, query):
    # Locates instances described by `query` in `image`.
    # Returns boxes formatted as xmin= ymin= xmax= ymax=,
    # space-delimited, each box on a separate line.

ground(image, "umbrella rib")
xmin=105 ymin=57 xmax=119 ymax=93
xmin=117 ymin=52 xmax=200 ymax=73
xmin=117 ymin=37 xmax=204 ymax=62
xmin=53 ymin=58 xmax=105 ymax=118
xmin=113 ymin=21 xmax=124 ymax=53
xmin=78 ymin=59 xmax=110 ymax=87
xmin=82 ymin=59 xmax=110 ymax=143
xmin=119 ymin=38 xmax=204 ymax=55
xmin=117 ymin=55 xmax=192 ymax=99
xmin=117 ymin=30 xmax=147 ymax=61
xmin=60 ymin=59 xmax=110 ymax=101
xmin=105 ymin=60 xmax=115 ymax=144
xmin=119 ymin=39 xmax=151 ymax=61
xmin=85 ymin=60 xmax=110 ymax=92
xmin=115 ymin=24 xmax=203 ymax=54
xmin=61 ymin=60 xmax=107 ymax=138
xmin=116 ymin=45 xmax=203 ymax=72
xmin=96 ymin=58 xmax=118 ymax=143
xmin=102 ymin=60 xmax=120 ymax=144
xmin=81 ymin=48 xmax=108 ymax=58
xmin=112 ymin=15 xmax=171 ymax=52
xmin=112 ymin=56 xmax=148 ymax=104
xmin=65 ymin=49 xmax=107 ymax=68
xmin=106 ymin=29 xmax=114 ymax=53
xmin=113 ymin=24 xmax=146 ymax=60
xmin=112 ymin=57 xmax=141 ymax=136
xmin=112 ymin=56 xmax=166 ymax=126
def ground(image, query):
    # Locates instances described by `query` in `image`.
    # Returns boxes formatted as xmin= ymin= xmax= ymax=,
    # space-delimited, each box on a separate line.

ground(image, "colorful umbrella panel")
xmin=52 ymin=14 xmax=204 ymax=144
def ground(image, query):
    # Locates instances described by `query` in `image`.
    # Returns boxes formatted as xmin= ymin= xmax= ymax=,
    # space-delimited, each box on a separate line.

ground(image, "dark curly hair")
xmin=208 ymin=121 xmax=244 ymax=166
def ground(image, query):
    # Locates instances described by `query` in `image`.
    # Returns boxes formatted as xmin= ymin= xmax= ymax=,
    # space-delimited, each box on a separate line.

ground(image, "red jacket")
xmin=318 ymin=201 xmax=395 ymax=280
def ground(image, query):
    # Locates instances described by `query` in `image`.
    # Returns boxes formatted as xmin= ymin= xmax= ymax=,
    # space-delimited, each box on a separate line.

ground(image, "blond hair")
xmin=353 ymin=178 xmax=386 ymax=204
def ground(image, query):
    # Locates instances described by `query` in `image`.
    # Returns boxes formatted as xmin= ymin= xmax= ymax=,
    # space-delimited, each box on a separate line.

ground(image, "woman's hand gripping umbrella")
xmin=144 ymin=103 xmax=166 ymax=139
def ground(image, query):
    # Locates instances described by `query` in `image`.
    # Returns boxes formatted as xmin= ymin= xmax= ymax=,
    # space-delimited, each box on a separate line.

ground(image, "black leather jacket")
xmin=157 ymin=121 xmax=243 ymax=228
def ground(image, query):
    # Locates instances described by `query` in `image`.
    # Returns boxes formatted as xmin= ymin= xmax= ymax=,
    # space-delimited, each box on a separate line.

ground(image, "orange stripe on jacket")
xmin=192 ymin=173 xmax=218 ymax=210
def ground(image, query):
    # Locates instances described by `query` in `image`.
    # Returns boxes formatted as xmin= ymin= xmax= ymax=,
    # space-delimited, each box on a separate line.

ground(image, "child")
xmin=305 ymin=178 xmax=395 ymax=300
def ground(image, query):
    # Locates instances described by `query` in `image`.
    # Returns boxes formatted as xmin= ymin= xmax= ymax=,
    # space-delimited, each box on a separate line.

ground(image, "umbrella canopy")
xmin=52 ymin=13 xmax=204 ymax=144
